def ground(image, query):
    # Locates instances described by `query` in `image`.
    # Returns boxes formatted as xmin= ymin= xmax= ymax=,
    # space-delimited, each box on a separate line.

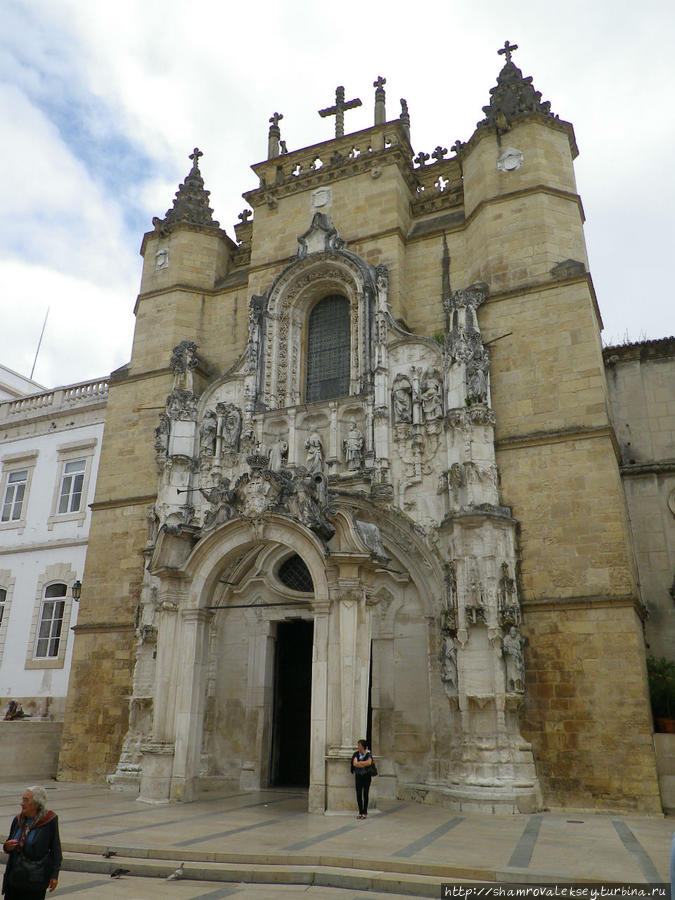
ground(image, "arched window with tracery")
xmin=305 ymin=295 xmax=350 ymax=402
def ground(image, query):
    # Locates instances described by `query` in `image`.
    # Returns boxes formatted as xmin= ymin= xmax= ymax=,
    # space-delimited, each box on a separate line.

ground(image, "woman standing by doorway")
xmin=351 ymin=739 xmax=373 ymax=819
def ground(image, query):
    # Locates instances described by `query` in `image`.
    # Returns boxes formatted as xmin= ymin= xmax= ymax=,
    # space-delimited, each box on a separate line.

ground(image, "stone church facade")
xmin=58 ymin=48 xmax=662 ymax=813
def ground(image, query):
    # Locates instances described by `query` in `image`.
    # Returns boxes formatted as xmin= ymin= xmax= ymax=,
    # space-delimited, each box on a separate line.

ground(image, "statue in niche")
xmin=199 ymin=410 xmax=217 ymax=456
xmin=268 ymin=439 xmax=289 ymax=472
xmin=154 ymin=413 xmax=170 ymax=456
xmin=199 ymin=476 xmax=238 ymax=530
xmin=343 ymin=421 xmax=364 ymax=470
xmin=304 ymin=432 xmax=324 ymax=474
xmin=466 ymin=343 xmax=489 ymax=404
xmin=439 ymin=633 xmax=458 ymax=694
xmin=502 ymin=626 xmax=525 ymax=693
xmin=392 ymin=375 xmax=412 ymax=423
xmin=421 ymin=369 xmax=443 ymax=421
xmin=219 ymin=403 xmax=242 ymax=452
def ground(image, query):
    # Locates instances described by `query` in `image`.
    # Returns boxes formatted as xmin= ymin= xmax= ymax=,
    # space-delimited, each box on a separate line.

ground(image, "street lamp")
xmin=71 ymin=580 xmax=82 ymax=602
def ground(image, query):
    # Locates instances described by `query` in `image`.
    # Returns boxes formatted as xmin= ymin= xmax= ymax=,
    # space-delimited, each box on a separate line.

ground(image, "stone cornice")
xmin=521 ymin=592 xmax=642 ymax=615
xmin=90 ymin=494 xmax=157 ymax=511
xmin=71 ymin=622 xmax=135 ymax=634
xmin=496 ymin=424 xmax=620 ymax=459
xmin=464 ymin=110 xmax=578 ymax=160
xmin=0 ymin=537 xmax=88 ymax=556
xmin=465 ymin=183 xmax=585 ymax=229
xmin=619 ymin=461 xmax=675 ymax=477
xmin=139 ymin=221 xmax=236 ymax=258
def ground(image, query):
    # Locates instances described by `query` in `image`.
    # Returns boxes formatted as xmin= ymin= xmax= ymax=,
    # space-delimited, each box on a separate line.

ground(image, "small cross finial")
xmin=432 ymin=146 xmax=448 ymax=162
xmin=319 ymin=86 xmax=362 ymax=138
xmin=498 ymin=40 xmax=518 ymax=63
xmin=414 ymin=151 xmax=430 ymax=167
xmin=374 ymin=75 xmax=386 ymax=91
xmin=238 ymin=209 xmax=252 ymax=223
xmin=269 ymin=112 xmax=283 ymax=127
xmin=451 ymin=139 xmax=464 ymax=155
xmin=189 ymin=147 xmax=203 ymax=168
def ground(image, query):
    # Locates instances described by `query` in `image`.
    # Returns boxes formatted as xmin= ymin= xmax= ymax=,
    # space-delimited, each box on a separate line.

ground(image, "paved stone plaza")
xmin=1 ymin=782 xmax=673 ymax=897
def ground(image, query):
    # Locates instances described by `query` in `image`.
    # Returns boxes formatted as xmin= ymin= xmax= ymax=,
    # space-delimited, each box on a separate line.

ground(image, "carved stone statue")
xmin=199 ymin=410 xmax=217 ymax=456
xmin=304 ymin=432 xmax=324 ymax=474
xmin=467 ymin=357 xmax=489 ymax=404
xmin=154 ymin=413 xmax=170 ymax=456
xmin=392 ymin=375 xmax=412 ymax=424
xmin=219 ymin=403 xmax=242 ymax=452
xmin=502 ymin=626 xmax=525 ymax=693
xmin=268 ymin=439 xmax=289 ymax=472
xmin=343 ymin=421 xmax=364 ymax=470
xmin=199 ymin=476 xmax=237 ymax=530
xmin=421 ymin=369 xmax=443 ymax=421
xmin=439 ymin=634 xmax=458 ymax=694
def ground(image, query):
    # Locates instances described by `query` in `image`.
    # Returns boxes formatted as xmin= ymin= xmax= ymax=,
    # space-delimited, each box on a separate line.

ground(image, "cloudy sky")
xmin=1 ymin=0 xmax=673 ymax=388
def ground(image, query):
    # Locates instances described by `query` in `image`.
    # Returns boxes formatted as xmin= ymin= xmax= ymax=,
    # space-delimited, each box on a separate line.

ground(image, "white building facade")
xmin=0 ymin=369 xmax=107 ymax=720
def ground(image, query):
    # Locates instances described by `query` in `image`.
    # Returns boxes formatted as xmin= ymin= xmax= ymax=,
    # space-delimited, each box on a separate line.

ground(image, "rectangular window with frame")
xmin=57 ymin=459 xmax=86 ymax=514
xmin=2 ymin=470 xmax=28 ymax=522
xmin=35 ymin=584 xmax=67 ymax=658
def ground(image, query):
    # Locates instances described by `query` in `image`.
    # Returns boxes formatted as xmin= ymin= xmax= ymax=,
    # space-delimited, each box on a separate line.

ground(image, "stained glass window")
xmin=306 ymin=295 xmax=350 ymax=402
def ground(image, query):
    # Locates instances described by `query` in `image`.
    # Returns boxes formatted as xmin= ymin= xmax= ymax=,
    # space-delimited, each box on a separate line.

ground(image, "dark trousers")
xmin=355 ymin=774 xmax=372 ymax=815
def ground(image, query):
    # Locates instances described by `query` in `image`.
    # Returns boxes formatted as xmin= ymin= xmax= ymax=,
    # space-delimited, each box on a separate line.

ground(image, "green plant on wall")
xmin=646 ymin=654 xmax=675 ymax=721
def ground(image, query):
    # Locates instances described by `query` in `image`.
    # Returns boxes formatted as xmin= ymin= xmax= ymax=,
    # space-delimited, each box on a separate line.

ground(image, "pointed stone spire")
xmin=152 ymin=148 xmax=220 ymax=233
xmin=477 ymin=41 xmax=556 ymax=132
xmin=399 ymin=98 xmax=410 ymax=143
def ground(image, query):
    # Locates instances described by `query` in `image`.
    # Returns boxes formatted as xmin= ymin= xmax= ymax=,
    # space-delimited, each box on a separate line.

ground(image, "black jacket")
xmin=2 ymin=813 xmax=62 ymax=894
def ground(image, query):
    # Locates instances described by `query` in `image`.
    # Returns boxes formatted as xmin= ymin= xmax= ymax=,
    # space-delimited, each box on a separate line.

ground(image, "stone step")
xmin=62 ymin=840 xmax=491 ymax=880
xmin=62 ymin=849 xmax=449 ymax=897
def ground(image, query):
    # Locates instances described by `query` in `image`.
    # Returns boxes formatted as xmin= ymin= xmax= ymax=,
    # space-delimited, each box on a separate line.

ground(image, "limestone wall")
xmin=0 ymin=721 xmax=63 ymax=782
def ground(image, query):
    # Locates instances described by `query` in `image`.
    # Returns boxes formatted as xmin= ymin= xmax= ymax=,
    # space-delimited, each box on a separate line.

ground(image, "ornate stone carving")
xmin=354 ymin=520 xmax=388 ymax=560
xmin=343 ymin=421 xmax=364 ymax=470
xmin=498 ymin=562 xmax=521 ymax=628
xmin=166 ymin=389 xmax=198 ymax=422
xmin=297 ymin=212 xmax=344 ymax=257
xmin=477 ymin=44 xmax=556 ymax=132
xmin=154 ymin=413 xmax=170 ymax=457
xmin=152 ymin=149 xmax=220 ymax=234
xmin=200 ymin=476 xmax=238 ymax=531
xmin=502 ymin=625 xmax=525 ymax=693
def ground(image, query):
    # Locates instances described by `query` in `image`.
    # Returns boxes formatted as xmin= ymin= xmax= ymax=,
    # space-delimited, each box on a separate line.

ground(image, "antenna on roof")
xmin=30 ymin=307 xmax=49 ymax=380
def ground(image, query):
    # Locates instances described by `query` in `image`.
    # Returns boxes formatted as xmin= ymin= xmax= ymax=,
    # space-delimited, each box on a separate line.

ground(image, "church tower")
xmin=59 ymin=46 xmax=662 ymax=814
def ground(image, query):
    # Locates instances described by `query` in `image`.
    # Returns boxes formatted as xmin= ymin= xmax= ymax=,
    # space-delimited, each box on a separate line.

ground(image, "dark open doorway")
xmin=270 ymin=619 xmax=313 ymax=787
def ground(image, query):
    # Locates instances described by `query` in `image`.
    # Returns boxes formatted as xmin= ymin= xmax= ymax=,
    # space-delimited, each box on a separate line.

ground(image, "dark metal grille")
xmin=278 ymin=555 xmax=314 ymax=593
xmin=306 ymin=295 xmax=350 ymax=402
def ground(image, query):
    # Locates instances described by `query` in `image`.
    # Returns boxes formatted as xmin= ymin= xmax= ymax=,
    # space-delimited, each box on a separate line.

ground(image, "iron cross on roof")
xmin=498 ymin=40 xmax=518 ymax=63
xmin=319 ymin=86 xmax=362 ymax=138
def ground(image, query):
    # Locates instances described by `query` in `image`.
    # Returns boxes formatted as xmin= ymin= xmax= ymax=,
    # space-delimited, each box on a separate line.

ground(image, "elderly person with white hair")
xmin=2 ymin=785 xmax=62 ymax=898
